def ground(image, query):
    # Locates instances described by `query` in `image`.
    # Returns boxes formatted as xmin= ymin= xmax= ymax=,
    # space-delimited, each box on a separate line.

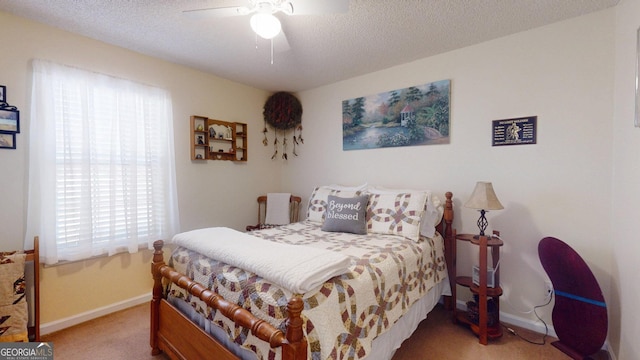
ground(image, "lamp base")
xmin=476 ymin=209 xmax=488 ymax=236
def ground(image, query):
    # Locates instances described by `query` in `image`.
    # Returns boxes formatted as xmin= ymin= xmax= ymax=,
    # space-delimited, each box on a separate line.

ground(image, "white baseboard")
xmin=41 ymin=293 xmax=151 ymax=336
xmin=604 ymin=343 xmax=617 ymax=360
xmin=455 ymin=298 xmax=556 ymax=337
xmin=456 ymin=299 xmax=614 ymax=357
xmin=499 ymin=310 xmax=557 ymax=338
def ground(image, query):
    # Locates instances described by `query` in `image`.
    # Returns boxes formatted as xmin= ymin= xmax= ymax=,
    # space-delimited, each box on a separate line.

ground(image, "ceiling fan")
xmin=184 ymin=0 xmax=349 ymax=46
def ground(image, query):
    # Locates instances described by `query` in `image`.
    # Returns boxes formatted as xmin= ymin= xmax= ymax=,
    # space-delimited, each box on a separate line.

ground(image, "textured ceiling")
xmin=0 ymin=0 xmax=619 ymax=92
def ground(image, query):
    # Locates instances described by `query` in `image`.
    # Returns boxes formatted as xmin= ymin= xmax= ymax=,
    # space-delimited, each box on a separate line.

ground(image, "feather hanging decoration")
xmin=261 ymin=92 xmax=303 ymax=160
xmin=282 ymin=130 xmax=288 ymax=160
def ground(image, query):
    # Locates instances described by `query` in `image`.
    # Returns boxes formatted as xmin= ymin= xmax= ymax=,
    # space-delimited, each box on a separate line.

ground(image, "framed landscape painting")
xmin=342 ymin=79 xmax=450 ymax=150
xmin=0 ymin=108 xmax=19 ymax=133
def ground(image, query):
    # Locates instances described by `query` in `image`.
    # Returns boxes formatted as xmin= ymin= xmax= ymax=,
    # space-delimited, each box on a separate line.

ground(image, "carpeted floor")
xmin=41 ymin=304 xmax=169 ymax=360
xmin=41 ymin=303 xmax=610 ymax=359
xmin=392 ymin=304 xmax=610 ymax=360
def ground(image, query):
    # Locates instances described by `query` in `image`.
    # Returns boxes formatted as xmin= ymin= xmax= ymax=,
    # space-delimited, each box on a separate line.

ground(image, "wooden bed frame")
xmin=25 ymin=236 xmax=41 ymax=342
xmin=151 ymin=192 xmax=454 ymax=360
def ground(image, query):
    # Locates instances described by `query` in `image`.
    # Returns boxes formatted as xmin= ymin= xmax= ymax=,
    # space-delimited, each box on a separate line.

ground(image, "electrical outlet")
xmin=544 ymin=281 xmax=553 ymax=296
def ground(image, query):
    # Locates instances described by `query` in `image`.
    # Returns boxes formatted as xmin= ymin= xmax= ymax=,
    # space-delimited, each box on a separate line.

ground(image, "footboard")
xmin=150 ymin=240 xmax=307 ymax=360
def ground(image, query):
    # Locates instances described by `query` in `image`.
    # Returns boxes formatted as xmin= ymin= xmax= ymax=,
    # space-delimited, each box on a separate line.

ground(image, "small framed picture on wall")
xmin=0 ymin=85 xmax=5 ymax=103
xmin=0 ymin=108 xmax=19 ymax=133
xmin=0 ymin=133 xmax=15 ymax=149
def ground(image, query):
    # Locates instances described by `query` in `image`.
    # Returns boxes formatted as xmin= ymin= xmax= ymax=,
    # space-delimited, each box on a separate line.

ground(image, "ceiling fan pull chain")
xmin=270 ymin=38 xmax=274 ymax=65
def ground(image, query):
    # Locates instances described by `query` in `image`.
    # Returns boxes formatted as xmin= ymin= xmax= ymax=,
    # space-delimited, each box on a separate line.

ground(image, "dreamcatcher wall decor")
xmin=262 ymin=91 xmax=303 ymax=160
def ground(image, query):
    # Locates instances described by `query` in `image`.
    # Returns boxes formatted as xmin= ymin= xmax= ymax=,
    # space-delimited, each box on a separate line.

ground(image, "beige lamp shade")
xmin=464 ymin=182 xmax=504 ymax=210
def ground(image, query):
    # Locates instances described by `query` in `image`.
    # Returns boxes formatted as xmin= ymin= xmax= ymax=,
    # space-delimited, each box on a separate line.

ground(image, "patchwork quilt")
xmin=0 ymin=251 xmax=28 ymax=343
xmin=168 ymin=221 xmax=447 ymax=360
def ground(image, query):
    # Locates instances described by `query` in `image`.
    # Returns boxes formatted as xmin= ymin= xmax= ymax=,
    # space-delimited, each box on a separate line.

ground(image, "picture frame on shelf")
xmin=0 ymin=108 xmax=19 ymax=133
xmin=0 ymin=85 xmax=5 ymax=103
xmin=0 ymin=133 xmax=16 ymax=149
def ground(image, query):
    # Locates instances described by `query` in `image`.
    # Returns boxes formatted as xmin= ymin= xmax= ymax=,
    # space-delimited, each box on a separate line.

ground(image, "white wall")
xmin=612 ymin=0 xmax=640 ymax=359
xmin=285 ymin=7 xmax=617 ymax=352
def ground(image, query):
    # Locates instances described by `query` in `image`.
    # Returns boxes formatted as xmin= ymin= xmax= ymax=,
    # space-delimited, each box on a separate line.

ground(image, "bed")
xmin=151 ymin=187 xmax=454 ymax=360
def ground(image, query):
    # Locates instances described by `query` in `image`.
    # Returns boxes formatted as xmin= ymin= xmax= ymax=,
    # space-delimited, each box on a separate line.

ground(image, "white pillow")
xmin=327 ymin=183 xmax=368 ymax=191
xmin=306 ymin=186 xmax=364 ymax=223
xmin=368 ymin=186 xmax=444 ymax=238
xmin=366 ymin=191 xmax=427 ymax=242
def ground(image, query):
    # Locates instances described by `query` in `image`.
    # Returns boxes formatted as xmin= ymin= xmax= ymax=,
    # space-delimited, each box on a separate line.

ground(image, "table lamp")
xmin=464 ymin=182 xmax=504 ymax=237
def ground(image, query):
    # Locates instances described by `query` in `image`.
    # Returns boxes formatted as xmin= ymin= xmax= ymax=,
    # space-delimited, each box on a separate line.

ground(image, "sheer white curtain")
xmin=25 ymin=60 xmax=180 ymax=264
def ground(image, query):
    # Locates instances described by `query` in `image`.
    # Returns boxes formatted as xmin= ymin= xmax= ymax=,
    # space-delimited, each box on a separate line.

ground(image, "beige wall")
xmin=0 ymin=11 xmax=282 ymax=324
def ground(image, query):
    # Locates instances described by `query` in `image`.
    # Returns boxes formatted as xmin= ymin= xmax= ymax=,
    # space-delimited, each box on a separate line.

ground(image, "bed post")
xmin=442 ymin=192 xmax=455 ymax=310
xmin=25 ymin=236 xmax=41 ymax=342
xmin=282 ymin=296 xmax=307 ymax=360
xmin=150 ymin=240 xmax=165 ymax=356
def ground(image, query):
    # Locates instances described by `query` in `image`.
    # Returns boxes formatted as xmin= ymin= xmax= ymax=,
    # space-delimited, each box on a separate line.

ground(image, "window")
xmin=25 ymin=60 xmax=180 ymax=264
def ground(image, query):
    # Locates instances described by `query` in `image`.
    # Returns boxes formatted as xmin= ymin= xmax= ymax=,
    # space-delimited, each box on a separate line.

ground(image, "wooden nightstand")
xmin=452 ymin=230 xmax=504 ymax=344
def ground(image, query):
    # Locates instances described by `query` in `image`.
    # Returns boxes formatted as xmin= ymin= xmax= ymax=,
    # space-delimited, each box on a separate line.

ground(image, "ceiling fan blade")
xmin=288 ymin=0 xmax=350 ymax=15
xmin=182 ymin=6 xmax=248 ymax=19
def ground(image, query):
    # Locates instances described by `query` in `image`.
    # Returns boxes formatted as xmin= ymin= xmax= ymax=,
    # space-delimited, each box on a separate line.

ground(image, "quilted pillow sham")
xmin=369 ymin=187 xmax=443 ymax=238
xmin=321 ymin=194 xmax=369 ymax=234
xmin=0 ymin=252 xmax=28 ymax=342
xmin=366 ymin=191 xmax=427 ymax=241
xmin=306 ymin=186 xmax=364 ymax=223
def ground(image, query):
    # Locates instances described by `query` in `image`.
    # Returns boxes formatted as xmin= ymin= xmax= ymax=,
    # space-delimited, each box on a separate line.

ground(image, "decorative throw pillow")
xmin=0 ymin=252 xmax=29 ymax=342
xmin=306 ymin=186 xmax=363 ymax=223
xmin=366 ymin=191 xmax=427 ymax=242
xmin=321 ymin=195 xmax=369 ymax=234
xmin=369 ymin=187 xmax=443 ymax=238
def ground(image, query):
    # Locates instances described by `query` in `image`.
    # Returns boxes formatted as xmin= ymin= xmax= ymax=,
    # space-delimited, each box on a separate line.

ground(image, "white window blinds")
xmin=25 ymin=60 xmax=180 ymax=264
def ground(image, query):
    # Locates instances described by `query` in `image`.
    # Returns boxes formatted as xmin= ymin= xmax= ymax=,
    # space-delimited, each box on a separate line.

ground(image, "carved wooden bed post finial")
xmin=442 ymin=192 xmax=455 ymax=311
xmin=443 ymin=191 xmax=454 ymax=239
xmin=150 ymin=240 xmax=165 ymax=355
xmin=283 ymin=295 xmax=307 ymax=360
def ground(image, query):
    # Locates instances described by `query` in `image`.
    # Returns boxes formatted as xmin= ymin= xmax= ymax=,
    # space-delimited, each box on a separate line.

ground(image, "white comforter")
xmin=171 ymin=227 xmax=352 ymax=294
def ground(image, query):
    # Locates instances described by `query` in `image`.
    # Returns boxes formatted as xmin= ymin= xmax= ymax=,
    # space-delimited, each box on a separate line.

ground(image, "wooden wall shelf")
xmin=190 ymin=115 xmax=247 ymax=162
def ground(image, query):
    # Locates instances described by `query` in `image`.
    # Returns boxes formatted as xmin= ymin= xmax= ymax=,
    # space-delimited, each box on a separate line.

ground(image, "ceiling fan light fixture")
xmin=250 ymin=13 xmax=281 ymax=39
